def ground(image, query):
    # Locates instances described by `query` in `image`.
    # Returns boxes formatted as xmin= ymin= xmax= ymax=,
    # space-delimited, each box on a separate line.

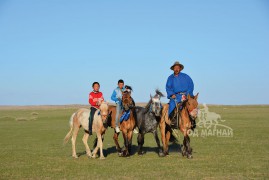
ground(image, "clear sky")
xmin=0 ymin=0 xmax=269 ymax=105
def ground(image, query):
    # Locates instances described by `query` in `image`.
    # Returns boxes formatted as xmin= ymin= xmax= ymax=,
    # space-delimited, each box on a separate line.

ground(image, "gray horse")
xmin=135 ymin=90 xmax=165 ymax=157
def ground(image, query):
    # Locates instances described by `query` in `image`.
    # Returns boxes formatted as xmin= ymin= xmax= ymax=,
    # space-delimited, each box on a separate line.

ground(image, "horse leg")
xmin=182 ymin=129 xmax=192 ymax=159
xmin=160 ymin=121 xmax=167 ymax=156
xmin=122 ymin=130 xmax=129 ymax=157
xmin=97 ymin=133 xmax=105 ymax=160
xmin=71 ymin=126 xmax=79 ymax=158
xmin=137 ymin=133 xmax=145 ymax=155
xmin=93 ymin=134 xmax=105 ymax=149
xmin=164 ymin=129 xmax=171 ymax=155
xmin=127 ymin=130 xmax=133 ymax=156
xmin=153 ymin=131 xmax=164 ymax=157
xmin=91 ymin=133 xmax=101 ymax=159
xmin=82 ymin=133 xmax=92 ymax=157
xmin=113 ymin=132 xmax=122 ymax=154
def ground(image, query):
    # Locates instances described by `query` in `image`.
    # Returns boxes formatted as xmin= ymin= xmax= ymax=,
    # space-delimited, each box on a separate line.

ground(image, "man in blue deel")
xmin=166 ymin=61 xmax=194 ymax=120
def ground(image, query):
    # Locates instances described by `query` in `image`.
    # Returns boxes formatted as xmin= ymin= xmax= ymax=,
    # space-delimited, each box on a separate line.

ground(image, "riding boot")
xmin=169 ymin=109 xmax=178 ymax=128
xmin=88 ymin=116 xmax=93 ymax=135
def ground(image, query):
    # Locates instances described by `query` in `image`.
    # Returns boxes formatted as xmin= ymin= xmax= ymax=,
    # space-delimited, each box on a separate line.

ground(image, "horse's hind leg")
xmin=71 ymin=126 xmax=79 ymax=158
xmin=113 ymin=132 xmax=121 ymax=154
xmin=153 ymin=131 xmax=164 ymax=157
xmin=82 ymin=133 xmax=92 ymax=157
xmin=137 ymin=133 xmax=145 ymax=155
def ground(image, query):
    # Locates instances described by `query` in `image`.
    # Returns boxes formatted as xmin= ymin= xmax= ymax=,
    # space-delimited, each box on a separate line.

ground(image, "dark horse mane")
xmin=124 ymin=85 xmax=133 ymax=91
xmin=144 ymin=89 xmax=164 ymax=113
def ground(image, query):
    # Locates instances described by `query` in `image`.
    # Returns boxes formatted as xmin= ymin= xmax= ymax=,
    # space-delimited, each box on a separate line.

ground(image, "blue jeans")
xmin=115 ymin=101 xmax=122 ymax=127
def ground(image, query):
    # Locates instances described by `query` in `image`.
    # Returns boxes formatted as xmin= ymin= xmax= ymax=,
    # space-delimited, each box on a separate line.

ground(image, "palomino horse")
xmin=160 ymin=93 xmax=199 ymax=158
xmin=63 ymin=102 xmax=110 ymax=159
xmin=135 ymin=90 xmax=165 ymax=157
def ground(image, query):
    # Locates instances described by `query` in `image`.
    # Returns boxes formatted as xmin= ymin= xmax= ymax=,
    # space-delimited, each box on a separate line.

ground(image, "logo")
xmin=189 ymin=104 xmax=233 ymax=138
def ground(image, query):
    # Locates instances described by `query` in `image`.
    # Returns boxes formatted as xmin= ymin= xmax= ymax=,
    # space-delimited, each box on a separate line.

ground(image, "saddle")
xmin=169 ymin=102 xmax=183 ymax=129
xmin=120 ymin=110 xmax=131 ymax=123
xmin=169 ymin=102 xmax=196 ymax=130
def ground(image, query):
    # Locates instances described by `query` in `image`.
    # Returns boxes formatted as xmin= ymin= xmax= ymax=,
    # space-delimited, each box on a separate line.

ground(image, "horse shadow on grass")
xmin=75 ymin=140 xmax=197 ymax=158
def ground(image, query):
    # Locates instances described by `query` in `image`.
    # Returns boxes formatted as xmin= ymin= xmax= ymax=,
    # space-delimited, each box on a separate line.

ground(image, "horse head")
xmin=122 ymin=91 xmax=134 ymax=111
xmin=150 ymin=89 xmax=164 ymax=117
xmin=186 ymin=93 xmax=199 ymax=120
xmin=99 ymin=101 xmax=109 ymax=121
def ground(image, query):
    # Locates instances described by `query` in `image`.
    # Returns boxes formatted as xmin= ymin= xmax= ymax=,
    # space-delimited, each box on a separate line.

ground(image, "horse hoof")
xmin=158 ymin=152 xmax=165 ymax=157
xmin=87 ymin=153 xmax=92 ymax=157
xmin=91 ymin=155 xmax=97 ymax=159
xmin=118 ymin=152 xmax=123 ymax=157
xmin=72 ymin=155 xmax=78 ymax=159
xmin=138 ymin=151 xmax=146 ymax=156
xmin=164 ymin=152 xmax=169 ymax=156
xmin=100 ymin=157 xmax=106 ymax=160
xmin=187 ymin=154 xmax=193 ymax=159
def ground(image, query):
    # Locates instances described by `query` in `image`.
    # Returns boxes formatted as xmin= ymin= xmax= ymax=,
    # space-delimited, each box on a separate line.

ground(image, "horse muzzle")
xmin=189 ymin=108 xmax=198 ymax=120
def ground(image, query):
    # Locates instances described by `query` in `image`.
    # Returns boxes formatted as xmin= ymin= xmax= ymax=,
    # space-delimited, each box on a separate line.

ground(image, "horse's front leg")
xmin=122 ymin=130 xmax=129 ymax=157
xmin=98 ymin=133 xmax=105 ymax=160
xmin=92 ymin=133 xmax=105 ymax=159
xmin=127 ymin=130 xmax=133 ymax=156
xmin=160 ymin=121 xmax=168 ymax=156
xmin=182 ymin=129 xmax=192 ymax=159
xmin=137 ymin=133 xmax=145 ymax=155
xmin=165 ymin=129 xmax=171 ymax=155
xmin=82 ymin=133 xmax=92 ymax=157
xmin=153 ymin=130 xmax=164 ymax=157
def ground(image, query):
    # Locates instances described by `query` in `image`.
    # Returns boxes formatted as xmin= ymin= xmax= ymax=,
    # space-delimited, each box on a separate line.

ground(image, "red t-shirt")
xmin=89 ymin=91 xmax=104 ymax=109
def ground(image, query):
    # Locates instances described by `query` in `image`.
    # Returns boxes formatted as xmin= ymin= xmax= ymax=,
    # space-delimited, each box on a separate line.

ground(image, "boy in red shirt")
xmin=88 ymin=82 xmax=104 ymax=135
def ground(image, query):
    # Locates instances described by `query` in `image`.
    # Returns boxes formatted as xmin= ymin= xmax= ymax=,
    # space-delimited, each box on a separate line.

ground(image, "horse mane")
xmin=144 ymin=99 xmax=152 ymax=113
xmin=154 ymin=89 xmax=164 ymax=98
xmin=144 ymin=89 xmax=164 ymax=114
xmin=125 ymin=85 xmax=133 ymax=91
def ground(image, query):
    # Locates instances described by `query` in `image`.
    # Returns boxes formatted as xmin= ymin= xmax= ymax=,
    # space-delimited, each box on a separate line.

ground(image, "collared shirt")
xmin=166 ymin=72 xmax=194 ymax=99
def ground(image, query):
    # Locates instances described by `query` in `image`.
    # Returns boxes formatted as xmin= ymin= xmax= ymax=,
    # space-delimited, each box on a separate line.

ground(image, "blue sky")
xmin=0 ymin=0 xmax=268 ymax=105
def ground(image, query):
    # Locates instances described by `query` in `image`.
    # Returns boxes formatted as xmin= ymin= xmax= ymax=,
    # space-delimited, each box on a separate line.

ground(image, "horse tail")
xmin=63 ymin=113 xmax=76 ymax=145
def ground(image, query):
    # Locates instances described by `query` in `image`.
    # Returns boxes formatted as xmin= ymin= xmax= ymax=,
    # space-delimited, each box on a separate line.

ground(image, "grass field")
xmin=0 ymin=105 xmax=268 ymax=179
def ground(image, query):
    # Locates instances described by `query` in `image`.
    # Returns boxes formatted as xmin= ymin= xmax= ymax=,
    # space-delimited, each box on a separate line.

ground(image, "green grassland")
xmin=0 ymin=105 xmax=268 ymax=179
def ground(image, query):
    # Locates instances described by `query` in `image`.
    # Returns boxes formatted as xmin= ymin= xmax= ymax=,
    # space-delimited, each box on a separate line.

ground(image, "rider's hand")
xmin=171 ymin=95 xmax=176 ymax=99
xmin=181 ymin=95 xmax=187 ymax=101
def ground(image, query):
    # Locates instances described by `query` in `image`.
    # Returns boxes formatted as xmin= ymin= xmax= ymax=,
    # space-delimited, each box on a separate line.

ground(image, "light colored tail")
xmin=63 ymin=113 xmax=76 ymax=145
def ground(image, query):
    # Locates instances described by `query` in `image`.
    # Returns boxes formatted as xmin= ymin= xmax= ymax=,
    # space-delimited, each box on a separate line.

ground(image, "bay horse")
xmin=63 ymin=102 xmax=110 ymax=159
xmin=95 ymin=89 xmax=135 ymax=156
xmin=118 ymin=90 xmax=136 ymax=157
xmin=135 ymin=90 xmax=165 ymax=157
xmin=160 ymin=93 xmax=199 ymax=158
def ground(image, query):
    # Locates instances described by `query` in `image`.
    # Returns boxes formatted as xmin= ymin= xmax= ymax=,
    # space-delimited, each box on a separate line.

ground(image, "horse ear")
xmin=195 ymin=93 xmax=199 ymax=100
xmin=150 ymin=94 xmax=152 ymax=99
xmin=187 ymin=94 xmax=191 ymax=99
